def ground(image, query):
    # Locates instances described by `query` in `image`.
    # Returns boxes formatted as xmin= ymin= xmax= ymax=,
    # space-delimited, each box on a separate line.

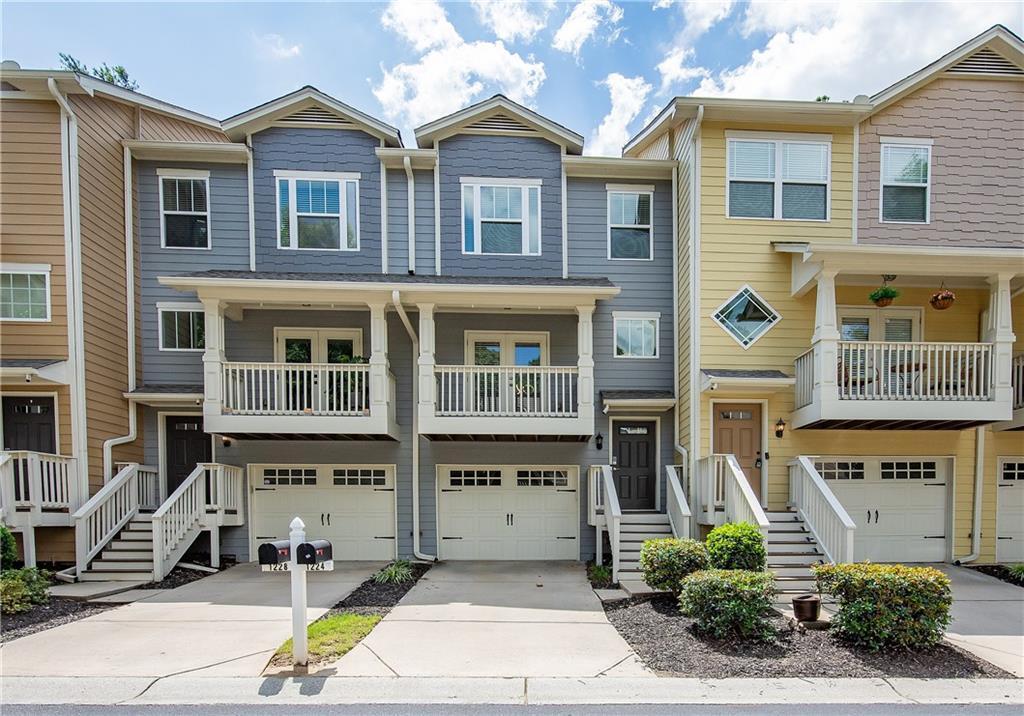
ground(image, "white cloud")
xmin=471 ymin=0 xmax=555 ymax=43
xmin=373 ymin=0 xmax=546 ymax=131
xmin=697 ymin=2 xmax=1017 ymax=100
xmin=656 ymin=46 xmax=709 ymax=89
xmin=257 ymin=33 xmax=301 ymax=60
xmin=655 ymin=0 xmax=734 ymax=92
xmin=552 ymin=0 xmax=624 ymax=59
xmin=587 ymin=73 xmax=652 ymax=157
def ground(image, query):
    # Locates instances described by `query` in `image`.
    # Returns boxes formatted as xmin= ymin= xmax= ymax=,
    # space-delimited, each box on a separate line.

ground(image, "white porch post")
xmin=417 ymin=303 xmax=436 ymax=422
xmin=811 ymin=270 xmax=840 ymax=408
xmin=201 ymin=299 xmax=225 ymax=422
xmin=368 ymin=301 xmax=389 ymax=421
xmin=987 ymin=273 xmax=1016 ymax=407
xmin=576 ymin=305 xmax=595 ymax=427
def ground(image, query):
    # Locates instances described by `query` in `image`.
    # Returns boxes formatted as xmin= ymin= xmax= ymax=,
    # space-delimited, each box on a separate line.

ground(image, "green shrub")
xmin=639 ymin=538 xmax=709 ymax=594
xmin=815 ymin=563 xmax=952 ymax=651
xmin=372 ymin=560 xmax=414 ymax=584
xmin=0 ymin=524 xmax=17 ymax=570
xmin=1008 ymin=564 xmax=1024 ymax=581
xmin=705 ymin=522 xmax=766 ymax=571
xmin=679 ymin=569 xmax=776 ymax=642
xmin=0 ymin=567 xmax=51 ymax=615
xmin=587 ymin=563 xmax=612 ymax=588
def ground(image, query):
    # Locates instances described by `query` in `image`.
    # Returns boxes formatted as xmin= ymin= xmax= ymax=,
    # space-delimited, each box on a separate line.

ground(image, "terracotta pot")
xmin=792 ymin=594 xmax=821 ymax=622
xmin=872 ymin=297 xmax=894 ymax=308
xmin=930 ymin=296 xmax=955 ymax=310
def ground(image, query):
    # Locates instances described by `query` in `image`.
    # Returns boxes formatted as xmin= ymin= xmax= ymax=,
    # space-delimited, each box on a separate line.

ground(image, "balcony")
xmin=994 ymin=354 xmax=1024 ymax=431
xmin=0 ymin=451 xmax=83 ymax=565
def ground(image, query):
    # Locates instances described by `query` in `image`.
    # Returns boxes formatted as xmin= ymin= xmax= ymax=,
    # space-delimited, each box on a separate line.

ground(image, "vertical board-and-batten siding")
xmin=138 ymin=161 xmax=250 ymax=385
xmin=858 ymin=77 xmax=1024 ymax=248
xmin=252 ymin=127 xmax=382 ymax=273
xmin=0 ymin=99 xmax=68 ymax=359
xmin=437 ymin=135 xmax=563 ymax=277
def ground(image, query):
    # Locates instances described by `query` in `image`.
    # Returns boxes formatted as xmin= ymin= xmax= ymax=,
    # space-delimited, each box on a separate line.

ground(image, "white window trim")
xmin=460 ymin=181 xmax=542 ymax=257
xmin=158 ymin=172 xmax=212 ymax=250
xmin=879 ymin=142 xmax=932 ymax=225
xmin=157 ymin=302 xmax=206 ymax=352
xmin=725 ymin=137 xmax=832 ymax=222
xmin=711 ymin=284 xmax=782 ymax=351
xmin=0 ymin=263 xmax=52 ymax=323
xmin=607 ymin=189 xmax=654 ymax=261
xmin=612 ymin=311 xmax=660 ymax=359
xmin=276 ymin=173 xmax=361 ymax=252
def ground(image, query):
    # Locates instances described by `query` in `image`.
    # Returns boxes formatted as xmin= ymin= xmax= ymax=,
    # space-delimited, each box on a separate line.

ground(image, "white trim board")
xmin=708 ymin=398 xmax=769 ymax=508
xmin=608 ymin=415 xmax=663 ymax=512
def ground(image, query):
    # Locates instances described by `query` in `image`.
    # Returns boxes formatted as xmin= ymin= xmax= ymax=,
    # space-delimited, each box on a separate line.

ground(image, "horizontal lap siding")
xmin=0 ymin=100 xmax=68 ymax=359
xmin=858 ymin=78 xmax=1024 ymax=248
xmin=139 ymin=110 xmax=226 ymax=143
xmin=414 ymin=169 xmax=436 ymax=275
xmin=674 ymin=122 xmax=694 ymax=451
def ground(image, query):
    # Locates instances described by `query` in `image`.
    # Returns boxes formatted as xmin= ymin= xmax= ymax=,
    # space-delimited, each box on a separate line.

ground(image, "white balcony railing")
xmin=1 ymin=451 xmax=79 ymax=515
xmin=1012 ymin=354 xmax=1024 ymax=410
xmin=222 ymin=362 xmax=371 ymax=416
xmin=794 ymin=349 xmax=815 ymax=409
xmin=434 ymin=365 xmax=579 ymax=418
xmin=788 ymin=456 xmax=856 ymax=564
xmin=836 ymin=341 xmax=994 ymax=401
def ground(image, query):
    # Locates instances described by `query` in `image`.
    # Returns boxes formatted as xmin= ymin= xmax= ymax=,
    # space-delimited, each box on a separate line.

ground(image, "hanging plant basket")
xmin=930 ymin=288 xmax=956 ymax=310
xmin=868 ymin=285 xmax=899 ymax=307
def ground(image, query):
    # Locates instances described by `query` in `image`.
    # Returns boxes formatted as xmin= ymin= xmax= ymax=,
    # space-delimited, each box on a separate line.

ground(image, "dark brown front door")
xmin=613 ymin=420 xmax=657 ymax=510
xmin=713 ymin=403 xmax=762 ymax=500
xmin=2 ymin=396 xmax=56 ymax=453
xmin=165 ymin=415 xmax=211 ymax=493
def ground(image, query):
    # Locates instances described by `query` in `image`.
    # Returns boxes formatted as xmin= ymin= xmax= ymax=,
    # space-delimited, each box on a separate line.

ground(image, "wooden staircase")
xmin=78 ymin=515 xmax=157 ymax=582
xmin=616 ymin=513 xmax=673 ymax=585
xmin=766 ymin=509 xmax=824 ymax=595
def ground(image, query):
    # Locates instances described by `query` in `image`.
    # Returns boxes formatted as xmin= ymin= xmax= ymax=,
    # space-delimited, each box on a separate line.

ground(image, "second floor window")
xmin=614 ymin=312 xmax=659 ymax=358
xmin=159 ymin=172 xmax=210 ymax=248
xmin=0 ymin=266 xmax=50 ymax=321
xmin=276 ymin=172 xmax=360 ymax=251
xmin=727 ymin=136 xmax=830 ymax=221
xmin=159 ymin=305 xmax=205 ymax=351
xmin=608 ymin=189 xmax=653 ymax=260
xmin=881 ymin=142 xmax=930 ymax=223
xmin=461 ymin=180 xmax=541 ymax=256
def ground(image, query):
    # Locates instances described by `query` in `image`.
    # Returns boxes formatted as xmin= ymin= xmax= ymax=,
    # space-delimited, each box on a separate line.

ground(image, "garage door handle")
xmin=321 ymin=513 xmax=324 ymax=526
xmin=874 ymin=510 xmax=878 ymax=524
xmin=866 ymin=510 xmax=871 ymax=524
xmin=327 ymin=513 xmax=331 ymax=526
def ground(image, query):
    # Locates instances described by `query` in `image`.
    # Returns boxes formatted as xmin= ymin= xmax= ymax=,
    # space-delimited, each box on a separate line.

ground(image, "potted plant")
xmin=792 ymin=593 xmax=822 ymax=622
xmin=868 ymin=285 xmax=899 ymax=307
xmin=930 ymin=286 xmax=956 ymax=310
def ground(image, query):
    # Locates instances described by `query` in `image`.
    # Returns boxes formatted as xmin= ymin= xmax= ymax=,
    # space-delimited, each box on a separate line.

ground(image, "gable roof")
xmin=868 ymin=24 xmax=1024 ymax=116
xmin=414 ymin=94 xmax=584 ymax=154
xmin=222 ymin=86 xmax=402 ymax=146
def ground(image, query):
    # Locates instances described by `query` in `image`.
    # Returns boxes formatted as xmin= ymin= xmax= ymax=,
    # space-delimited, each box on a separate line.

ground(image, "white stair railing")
xmin=722 ymin=454 xmax=770 ymax=539
xmin=1012 ymin=354 xmax=1024 ymax=410
xmin=665 ymin=464 xmax=691 ymax=539
xmin=598 ymin=465 xmax=623 ymax=583
xmin=586 ymin=464 xmax=605 ymax=527
xmin=788 ymin=456 xmax=856 ymax=564
xmin=152 ymin=464 xmax=206 ymax=581
xmin=693 ymin=455 xmax=727 ymax=524
xmin=205 ymin=463 xmax=244 ymax=524
xmin=0 ymin=453 xmax=13 ymax=524
xmin=73 ymin=463 xmax=142 ymax=574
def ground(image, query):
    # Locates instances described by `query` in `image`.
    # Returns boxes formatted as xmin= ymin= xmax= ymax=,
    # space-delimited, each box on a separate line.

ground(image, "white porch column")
xmin=576 ymin=305 xmax=596 ymax=427
xmin=201 ymin=299 xmax=225 ymax=421
xmin=417 ymin=303 xmax=436 ymax=419
xmin=987 ymin=273 xmax=1016 ymax=407
xmin=811 ymin=270 xmax=840 ymax=408
xmin=368 ymin=301 xmax=389 ymax=421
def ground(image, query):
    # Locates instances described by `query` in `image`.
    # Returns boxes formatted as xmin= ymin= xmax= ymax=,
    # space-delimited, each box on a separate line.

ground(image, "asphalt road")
xmin=6 ymin=705 xmax=1021 ymax=715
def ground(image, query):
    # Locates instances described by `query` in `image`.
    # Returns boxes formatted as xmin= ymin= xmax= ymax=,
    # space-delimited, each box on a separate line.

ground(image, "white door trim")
xmin=273 ymin=327 xmax=364 ymax=362
xmin=462 ymin=331 xmax=551 ymax=366
xmin=607 ymin=415 xmax=662 ymax=512
xmin=0 ymin=391 xmax=61 ymax=454
xmin=709 ymin=398 xmax=768 ymax=508
xmin=157 ymin=410 xmax=213 ymax=500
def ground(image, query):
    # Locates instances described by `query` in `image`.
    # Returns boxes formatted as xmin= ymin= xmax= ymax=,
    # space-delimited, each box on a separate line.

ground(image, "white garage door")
xmin=438 ymin=466 xmax=579 ymax=560
xmin=251 ymin=465 xmax=395 ymax=561
xmin=816 ymin=458 xmax=949 ymax=563
xmin=997 ymin=459 xmax=1024 ymax=563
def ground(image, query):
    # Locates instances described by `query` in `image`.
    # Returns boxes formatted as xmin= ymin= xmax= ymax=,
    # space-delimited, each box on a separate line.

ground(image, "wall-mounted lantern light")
xmin=595 ymin=432 xmax=604 ymax=451
xmin=221 ymin=435 xmax=233 ymax=449
xmin=774 ymin=418 xmax=786 ymax=439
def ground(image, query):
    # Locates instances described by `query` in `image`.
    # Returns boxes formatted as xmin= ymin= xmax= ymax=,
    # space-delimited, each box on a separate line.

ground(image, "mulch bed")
xmin=605 ymin=595 xmax=1012 ymax=679
xmin=138 ymin=565 xmax=215 ymax=590
xmin=972 ymin=564 xmax=1024 ymax=588
xmin=0 ymin=598 xmax=115 ymax=643
xmin=326 ymin=562 xmax=431 ymax=619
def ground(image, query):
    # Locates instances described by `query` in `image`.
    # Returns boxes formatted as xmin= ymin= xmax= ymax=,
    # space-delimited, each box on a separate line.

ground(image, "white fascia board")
xmin=415 ymin=95 xmax=583 ymax=152
xmin=602 ymin=398 xmax=676 ymax=412
xmin=76 ymin=75 xmax=222 ymax=129
xmin=622 ymin=102 xmax=678 ymax=157
xmin=563 ymin=156 xmax=675 ymax=179
xmin=459 ymin=176 xmax=542 ymax=186
xmin=375 ymin=147 xmax=438 ymax=170
xmin=124 ymin=140 xmax=248 ymax=164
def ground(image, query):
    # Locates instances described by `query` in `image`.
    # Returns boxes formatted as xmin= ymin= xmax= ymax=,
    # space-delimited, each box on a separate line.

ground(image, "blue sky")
xmin=4 ymin=1 xmax=1020 ymax=154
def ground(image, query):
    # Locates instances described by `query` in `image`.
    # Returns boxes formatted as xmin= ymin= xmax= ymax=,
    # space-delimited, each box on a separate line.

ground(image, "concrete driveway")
xmin=329 ymin=561 xmax=649 ymax=678
xmin=937 ymin=565 xmax=1024 ymax=677
xmin=0 ymin=562 xmax=382 ymax=678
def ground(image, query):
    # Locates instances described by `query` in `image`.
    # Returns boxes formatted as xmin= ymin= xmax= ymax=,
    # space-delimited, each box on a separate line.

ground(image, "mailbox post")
xmin=289 ymin=517 xmax=308 ymax=666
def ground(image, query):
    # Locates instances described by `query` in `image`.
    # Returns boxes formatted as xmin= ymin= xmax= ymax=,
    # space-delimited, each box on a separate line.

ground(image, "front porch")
xmin=0 ymin=450 xmax=81 ymax=566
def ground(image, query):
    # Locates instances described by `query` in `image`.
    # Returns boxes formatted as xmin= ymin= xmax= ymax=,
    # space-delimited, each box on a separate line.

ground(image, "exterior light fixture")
xmin=595 ymin=432 xmax=604 ymax=450
xmin=774 ymin=418 xmax=786 ymax=439
xmin=221 ymin=435 xmax=232 ymax=449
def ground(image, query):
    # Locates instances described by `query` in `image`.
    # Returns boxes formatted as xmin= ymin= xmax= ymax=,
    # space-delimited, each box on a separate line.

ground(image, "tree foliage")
xmin=59 ymin=53 xmax=139 ymax=91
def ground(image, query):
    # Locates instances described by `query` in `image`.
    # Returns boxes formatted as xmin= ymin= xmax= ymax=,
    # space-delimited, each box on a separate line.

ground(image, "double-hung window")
xmin=276 ymin=171 xmax=360 ymax=250
xmin=158 ymin=303 xmax=205 ymax=351
xmin=461 ymin=178 xmax=541 ymax=255
xmin=613 ymin=312 xmax=659 ymax=358
xmin=880 ymin=139 xmax=931 ymax=223
xmin=608 ymin=187 xmax=653 ymax=260
xmin=727 ymin=133 xmax=830 ymax=220
xmin=159 ymin=169 xmax=210 ymax=248
xmin=0 ymin=263 xmax=50 ymax=321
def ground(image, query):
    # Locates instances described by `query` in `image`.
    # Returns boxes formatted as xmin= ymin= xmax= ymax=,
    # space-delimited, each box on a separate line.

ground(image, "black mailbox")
xmin=258 ymin=540 xmax=292 ymax=565
xmin=296 ymin=540 xmax=333 ymax=566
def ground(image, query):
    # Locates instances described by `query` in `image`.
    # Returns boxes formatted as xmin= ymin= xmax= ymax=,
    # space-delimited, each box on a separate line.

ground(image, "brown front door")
xmin=2 ymin=396 xmax=56 ymax=453
xmin=613 ymin=420 xmax=657 ymax=510
xmin=713 ymin=403 xmax=762 ymax=500
xmin=165 ymin=415 xmax=211 ymax=493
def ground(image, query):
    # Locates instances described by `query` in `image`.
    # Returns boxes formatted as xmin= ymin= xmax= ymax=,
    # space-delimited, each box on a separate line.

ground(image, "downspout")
xmin=955 ymin=426 xmax=986 ymax=564
xmin=404 ymin=157 xmax=415 ymax=274
xmin=246 ymin=135 xmax=256 ymax=271
xmin=391 ymin=290 xmax=435 ymax=561
xmin=433 ymin=158 xmax=441 ymax=275
xmin=380 ymin=158 xmax=389 ymax=273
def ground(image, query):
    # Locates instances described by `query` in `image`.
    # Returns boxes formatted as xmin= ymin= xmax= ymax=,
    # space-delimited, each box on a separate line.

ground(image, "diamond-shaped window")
xmin=713 ymin=286 xmax=780 ymax=349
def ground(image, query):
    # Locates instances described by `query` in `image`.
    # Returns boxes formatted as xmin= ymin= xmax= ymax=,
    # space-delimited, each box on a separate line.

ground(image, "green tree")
xmin=58 ymin=53 xmax=139 ymax=91
xmin=815 ymin=95 xmax=830 ymax=102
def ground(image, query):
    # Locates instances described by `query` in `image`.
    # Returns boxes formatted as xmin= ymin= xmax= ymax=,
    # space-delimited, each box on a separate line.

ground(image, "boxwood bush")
xmin=639 ymin=538 xmax=709 ymax=594
xmin=679 ymin=569 xmax=776 ymax=642
xmin=1 ymin=567 xmax=51 ymax=615
xmin=705 ymin=522 xmax=766 ymax=571
xmin=0 ymin=524 xmax=17 ymax=570
xmin=815 ymin=563 xmax=952 ymax=651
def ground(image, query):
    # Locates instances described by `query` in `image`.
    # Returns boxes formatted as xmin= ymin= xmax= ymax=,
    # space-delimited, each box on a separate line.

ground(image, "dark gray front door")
xmin=2 ymin=396 xmax=56 ymax=453
xmin=165 ymin=415 xmax=211 ymax=493
xmin=613 ymin=420 xmax=656 ymax=510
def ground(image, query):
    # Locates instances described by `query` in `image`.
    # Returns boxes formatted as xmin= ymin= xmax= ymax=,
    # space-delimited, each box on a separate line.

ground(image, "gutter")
xmin=404 ymin=156 xmax=415 ymax=274
xmin=955 ymin=426 xmax=986 ymax=565
xmin=391 ymin=290 xmax=435 ymax=562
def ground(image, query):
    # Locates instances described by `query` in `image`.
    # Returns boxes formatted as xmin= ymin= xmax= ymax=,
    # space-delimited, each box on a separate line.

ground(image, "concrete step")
xmin=80 ymin=570 xmax=154 ymax=582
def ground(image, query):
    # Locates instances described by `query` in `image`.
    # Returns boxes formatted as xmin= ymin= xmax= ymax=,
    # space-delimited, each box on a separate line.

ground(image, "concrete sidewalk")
xmin=938 ymin=565 xmax=1024 ymax=677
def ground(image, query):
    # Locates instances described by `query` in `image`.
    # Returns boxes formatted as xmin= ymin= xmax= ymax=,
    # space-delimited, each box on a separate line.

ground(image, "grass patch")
xmin=275 ymin=612 xmax=381 ymax=665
